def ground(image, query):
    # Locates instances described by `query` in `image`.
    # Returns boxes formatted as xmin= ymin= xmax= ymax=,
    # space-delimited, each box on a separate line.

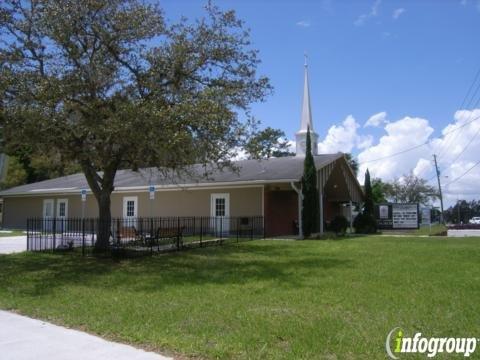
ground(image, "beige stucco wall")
xmin=3 ymin=195 xmax=99 ymax=229
xmin=2 ymin=186 xmax=263 ymax=229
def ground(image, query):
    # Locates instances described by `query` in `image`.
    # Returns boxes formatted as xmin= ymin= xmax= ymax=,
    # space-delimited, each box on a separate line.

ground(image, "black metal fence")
xmin=26 ymin=216 xmax=264 ymax=256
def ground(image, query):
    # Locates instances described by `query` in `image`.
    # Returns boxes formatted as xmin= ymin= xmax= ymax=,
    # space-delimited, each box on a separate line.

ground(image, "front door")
xmin=122 ymin=196 xmax=138 ymax=229
xmin=42 ymin=199 xmax=54 ymax=231
xmin=56 ymin=199 xmax=68 ymax=232
xmin=210 ymin=193 xmax=230 ymax=235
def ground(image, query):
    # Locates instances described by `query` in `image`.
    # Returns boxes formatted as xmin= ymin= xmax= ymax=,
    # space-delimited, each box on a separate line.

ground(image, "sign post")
xmin=81 ymin=189 xmax=87 ymax=219
xmin=421 ymin=207 xmax=431 ymax=234
xmin=149 ymin=185 xmax=155 ymax=217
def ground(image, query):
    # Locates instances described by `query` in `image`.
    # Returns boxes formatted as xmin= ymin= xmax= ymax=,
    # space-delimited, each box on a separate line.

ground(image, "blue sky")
xmin=162 ymin=0 xmax=479 ymax=141
xmin=161 ymin=0 xmax=480 ymax=205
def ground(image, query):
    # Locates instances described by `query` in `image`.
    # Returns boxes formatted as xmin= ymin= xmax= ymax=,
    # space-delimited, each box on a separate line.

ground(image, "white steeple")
xmin=296 ymin=54 xmax=318 ymax=156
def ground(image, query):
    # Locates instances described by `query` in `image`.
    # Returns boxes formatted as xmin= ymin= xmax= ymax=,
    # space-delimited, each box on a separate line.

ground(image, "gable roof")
xmin=0 ymin=154 xmax=345 ymax=196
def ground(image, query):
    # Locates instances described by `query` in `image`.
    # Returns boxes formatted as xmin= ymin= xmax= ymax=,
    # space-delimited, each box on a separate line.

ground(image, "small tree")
xmin=301 ymin=127 xmax=319 ymax=237
xmin=371 ymin=178 xmax=388 ymax=204
xmin=354 ymin=168 xmax=377 ymax=234
xmin=364 ymin=169 xmax=374 ymax=216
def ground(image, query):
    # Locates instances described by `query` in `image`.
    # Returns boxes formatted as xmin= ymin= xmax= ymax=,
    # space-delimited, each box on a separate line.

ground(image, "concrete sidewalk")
xmin=0 ymin=311 xmax=171 ymax=360
xmin=0 ymin=236 xmax=27 ymax=254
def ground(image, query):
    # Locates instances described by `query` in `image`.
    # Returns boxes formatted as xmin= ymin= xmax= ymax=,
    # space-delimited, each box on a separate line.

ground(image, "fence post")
xmin=150 ymin=218 xmax=154 ymax=239
xmin=220 ymin=217 xmax=223 ymax=242
xmin=82 ymin=218 xmax=85 ymax=256
xmin=237 ymin=218 xmax=240 ymax=242
xmin=250 ymin=217 xmax=254 ymax=240
xmin=177 ymin=217 xmax=180 ymax=250
xmin=52 ymin=218 xmax=56 ymax=252
xmin=26 ymin=218 xmax=30 ymax=251
xmin=263 ymin=216 xmax=266 ymax=239
xmin=200 ymin=217 xmax=203 ymax=246
xmin=193 ymin=217 xmax=196 ymax=246
xmin=116 ymin=218 xmax=121 ymax=245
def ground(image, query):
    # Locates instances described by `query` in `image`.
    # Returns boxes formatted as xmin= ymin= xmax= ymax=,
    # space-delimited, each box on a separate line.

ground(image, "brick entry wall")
xmin=264 ymin=190 xmax=298 ymax=237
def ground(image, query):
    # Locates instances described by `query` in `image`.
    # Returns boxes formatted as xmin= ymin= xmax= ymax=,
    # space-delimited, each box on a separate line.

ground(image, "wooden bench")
xmin=144 ymin=227 xmax=184 ymax=249
xmin=113 ymin=226 xmax=143 ymax=245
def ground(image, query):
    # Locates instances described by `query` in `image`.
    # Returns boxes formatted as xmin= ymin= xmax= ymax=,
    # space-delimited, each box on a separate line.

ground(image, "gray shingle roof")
xmin=0 ymin=154 xmax=343 ymax=196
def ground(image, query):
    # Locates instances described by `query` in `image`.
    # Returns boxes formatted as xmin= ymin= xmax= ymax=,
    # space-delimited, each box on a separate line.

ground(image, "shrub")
xmin=331 ymin=215 xmax=349 ymax=235
xmin=353 ymin=213 xmax=377 ymax=234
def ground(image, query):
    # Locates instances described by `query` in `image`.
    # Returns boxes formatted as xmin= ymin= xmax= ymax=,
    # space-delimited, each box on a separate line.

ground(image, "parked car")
xmin=469 ymin=217 xmax=480 ymax=224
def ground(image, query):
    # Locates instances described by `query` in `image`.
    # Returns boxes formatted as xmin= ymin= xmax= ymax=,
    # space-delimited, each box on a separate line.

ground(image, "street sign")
xmin=149 ymin=185 xmax=155 ymax=200
xmin=81 ymin=189 xmax=87 ymax=202
xmin=421 ymin=207 xmax=431 ymax=225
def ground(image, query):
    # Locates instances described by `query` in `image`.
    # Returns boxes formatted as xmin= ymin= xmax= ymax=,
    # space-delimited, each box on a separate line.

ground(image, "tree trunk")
xmin=81 ymin=162 xmax=116 ymax=253
xmin=95 ymin=190 xmax=112 ymax=251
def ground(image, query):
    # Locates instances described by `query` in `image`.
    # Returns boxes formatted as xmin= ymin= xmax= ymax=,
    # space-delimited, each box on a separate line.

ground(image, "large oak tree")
xmin=0 ymin=0 xmax=271 ymax=249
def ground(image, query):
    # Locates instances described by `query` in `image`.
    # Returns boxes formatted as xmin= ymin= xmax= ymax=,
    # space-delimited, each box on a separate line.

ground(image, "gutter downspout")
xmin=290 ymin=182 xmax=303 ymax=239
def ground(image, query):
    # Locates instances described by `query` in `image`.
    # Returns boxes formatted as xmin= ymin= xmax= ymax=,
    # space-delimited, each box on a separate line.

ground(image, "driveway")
xmin=0 ymin=310 xmax=171 ymax=360
xmin=0 ymin=236 xmax=27 ymax=254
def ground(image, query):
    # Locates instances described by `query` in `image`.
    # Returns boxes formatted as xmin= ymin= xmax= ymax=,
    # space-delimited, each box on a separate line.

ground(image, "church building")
xmin=0 ymin=61 xmax=363 ymax=236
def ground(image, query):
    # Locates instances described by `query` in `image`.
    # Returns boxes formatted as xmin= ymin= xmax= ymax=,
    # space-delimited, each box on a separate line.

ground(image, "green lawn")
xmin=414 ymin=223 xmax=447 ymax=236
xmin=0 ymin=229 xmax=25 ymax=237
xmin=1 ymin=236 xmax=480 ymax=359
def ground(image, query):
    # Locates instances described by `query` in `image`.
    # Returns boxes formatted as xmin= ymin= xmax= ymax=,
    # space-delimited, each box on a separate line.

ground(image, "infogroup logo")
xmin=385 ymin=327 xmax=477 ymax=358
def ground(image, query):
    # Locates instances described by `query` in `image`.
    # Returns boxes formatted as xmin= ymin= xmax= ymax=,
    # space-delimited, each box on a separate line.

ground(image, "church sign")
xmin=375 ymin=203 xmax=419 ymax=229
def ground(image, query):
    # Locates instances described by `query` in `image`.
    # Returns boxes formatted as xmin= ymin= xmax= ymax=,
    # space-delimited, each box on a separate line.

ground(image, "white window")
xmin=123 ymin=196 xmax=138 ymax=218
xmin=43 ymin=199 xmax=54 ymax=218
xmin=56 ymin=199 xmax=68 ymax=218
xmin=215 ymin=198 xmax=226 ymax=217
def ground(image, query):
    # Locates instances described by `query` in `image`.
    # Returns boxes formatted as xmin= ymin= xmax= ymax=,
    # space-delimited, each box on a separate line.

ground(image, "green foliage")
xmin=344 ymin=153 xmax=358 ymax=176
xmin=301 ymin=127 xmax=319 ymax=237
xmin=0 ymin=156 xmax=27 ymax=189
xmin=383 ymin=173 xmax=437 ymax=205
xmin=244 ymin=127 xmax=294 ymax=159
xmin=0 ymin=0 xmax=271 ymax=247
xmin=355 ymin=169 xmax=377 ymax=234
xmin=0 ymin=152 xmax=81 ymax=190
xmin=353 ymin=212 xmax=377 ymax=234
xmin=330 ymin=215 xmax=349 ymax=235
xmin=364 ymin=169 xmax=374 ymax=216
xmin=444 ymin=199 xmax=480 ymax=224
xmin=371 ymin=178 xmax=388 ymax=204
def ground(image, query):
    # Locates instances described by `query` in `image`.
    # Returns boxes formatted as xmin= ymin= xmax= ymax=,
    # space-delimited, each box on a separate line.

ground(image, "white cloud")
xmin=392 ymin=8 xmax=406 ymax=19
xmin=356 ymin=109 xmax=480 ymax=207
xmin=357 ymin=135 xmax=374 ymax=150
xmin=413 ymin=158 xmax=433 ymax=177
xmin=358 ymin=116 xmax=434 ymax=181
xmin=354 ymin=0 xmax=382 ymax=26
xmin=283 ymin=108 xmax=480 ymax=207
xmin=460 ymin=0 xmax=480 ymax=11
xmin=317 ymin=115 xmax=372 ymax=153
xmin=364 ymin=111 xmax=387 ymax=127
xmin=296 ymin=20 xmax=311 ymax=28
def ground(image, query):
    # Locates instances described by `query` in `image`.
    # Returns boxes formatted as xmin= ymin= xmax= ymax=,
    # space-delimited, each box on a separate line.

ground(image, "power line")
xmin=443 ymin=160 xmax=480 ymax=187
xmin=444 ymin=123 xmax=480 ymax=170
xmin=436 ymin=64 xmax=480 ymax=160
xmin=436 ymin=96 xmax=480 ymax=161
xmin=460 ymin=65 xmax=480 ymax=110
xmin=358 ymin=114 xmax=480 ymax=165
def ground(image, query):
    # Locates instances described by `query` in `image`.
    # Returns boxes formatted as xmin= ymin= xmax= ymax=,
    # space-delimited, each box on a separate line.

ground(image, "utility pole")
xmin=433 ymin=154 xmax=444 ymax=223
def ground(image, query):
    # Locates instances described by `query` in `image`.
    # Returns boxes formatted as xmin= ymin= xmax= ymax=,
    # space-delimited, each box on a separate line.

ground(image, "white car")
xmin=469 ymin=217 xmax=480 ymax=225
